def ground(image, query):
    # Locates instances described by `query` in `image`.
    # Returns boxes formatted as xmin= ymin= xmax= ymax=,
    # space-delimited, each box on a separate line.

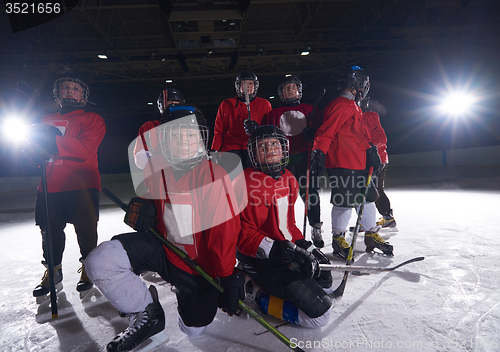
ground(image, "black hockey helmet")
xmin=278 ymin=75 xmax=303 ymax=104
xmin=247 ymin=125 xmax=290 ymax=176
xmin=159 ymin=104 xmax=209 ymax=170
xmin=53 ymin=74 xmax=90 ymax=108
xmin=235 ymin=71 xmax=259 ymax=100
xmin=337 ymin=65 xmax=370 ymax=102
xmin=157 ymin=88 xmax=186 ymax=114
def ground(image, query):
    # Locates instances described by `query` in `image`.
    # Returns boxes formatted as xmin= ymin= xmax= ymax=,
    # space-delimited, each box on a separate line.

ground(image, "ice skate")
xmin=242 ymin=275 xmax=263 ymax=316
xmin=376 ymin=214 xmax=398 ymax=232
xmin=331 ymin=232 xmax=350 ymax=260
xmin=33 ymin=263 xmax=63 ymax=303
xmin=77 ymin=261 xmax=93 ymax=298
xmin=311 ymin=222 xmax=325 ymax=248
xmin=107 ymin=285 xmax=167 ymax=352
xmin=364 ymin=232 xmax=394 ymax=256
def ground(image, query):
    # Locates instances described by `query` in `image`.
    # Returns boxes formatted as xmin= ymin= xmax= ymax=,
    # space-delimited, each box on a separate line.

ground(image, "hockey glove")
xmin=219 ymin=270 xmax=245 ymax=316
xmin=366 ymin=142 xmax=382 ymax=174
xmin=302 ymin=127 xmax=316 ymax=142
xmin=243 ymin=119 xmax=260 ymax=136
xmin=208 ymin=150 xmax=223 ymax=165
xmin=27 ymin=123 xmax=62 ymax=157
xmin=269 ymin=240 xmax=320 ymax=279
xmin=295 ymin=239 xmax=333 ymax=289
xmin=124 ymin=197 xmax=156 ymax=232
xmin=310 ymin=149 xmax=326 ymax=176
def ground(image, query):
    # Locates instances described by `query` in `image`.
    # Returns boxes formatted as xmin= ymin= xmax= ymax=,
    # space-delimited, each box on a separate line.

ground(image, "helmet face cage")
xmin=248 ymin=129 xmax=290 ymax=174
xmin=159 ymin=114 xmax=209 ymax=170
xmin=278 ymin=76 xmax=303 ymax=104
xmin=235 ymin=71 xmax=259 ymax=100
xmin=157 ymin=89 xmax=186 ymax=114
xmin=53 ymin=76 xmax=89 ymax=107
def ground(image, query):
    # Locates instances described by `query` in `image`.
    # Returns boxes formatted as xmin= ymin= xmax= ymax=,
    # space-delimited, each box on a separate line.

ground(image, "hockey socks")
xmin=257 ymin=292 xmax=300 ymax=325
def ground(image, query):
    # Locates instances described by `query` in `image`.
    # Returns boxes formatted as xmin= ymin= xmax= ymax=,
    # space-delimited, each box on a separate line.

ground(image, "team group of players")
xmin=26 ymin=66 xmax=397 ymax=351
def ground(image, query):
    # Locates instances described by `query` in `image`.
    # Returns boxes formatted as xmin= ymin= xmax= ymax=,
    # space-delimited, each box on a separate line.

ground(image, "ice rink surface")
xmin=1 ymin=167 xmax=499 ymax=352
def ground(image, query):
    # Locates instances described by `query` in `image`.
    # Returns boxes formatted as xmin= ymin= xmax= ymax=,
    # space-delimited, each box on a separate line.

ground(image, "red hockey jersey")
xmin=313 ymin=96 xmax=370 ymax=170
xmin=133 ymin=120 xmax=161 ymax=156
xmin=40 ymin=110 xmax=106 ymax=193
xmin=234 ymin=168 xmax=303 ymax=257
xmin=143 ymin=157 xmax=241 ymax=279
xmin=211 ymin=97 xmax=272 ymax=152
xmin=261 ymin=104 xmax=323 ymax=155
xmin=363 ymin=111 xmax=388 ymax=164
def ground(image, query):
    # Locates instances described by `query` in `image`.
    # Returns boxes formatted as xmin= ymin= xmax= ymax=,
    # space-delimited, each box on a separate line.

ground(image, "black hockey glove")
xmin=219 ymin=270 xmax=245 ymax=316
xmin=302 ymin=127 xmax=316 ymax=142
xmin=124 ymin=197 xmax=156 ymax=232
xmin=366 ymin=142 xmax=382 ymax=174
xmin=22 ymin=124 xmax=62 ymax=166
xmin=208 ymin=150 xmax=222 ymax=164
xmin=310 ymin=149 xmax=326 ymax=176
xmin=269 ymin=240 xmax=320 ymax=279
xmin=243 ymin=119 xmax=260 ymax=135
xmin=295 ymin=239 xmax=333 ymax=289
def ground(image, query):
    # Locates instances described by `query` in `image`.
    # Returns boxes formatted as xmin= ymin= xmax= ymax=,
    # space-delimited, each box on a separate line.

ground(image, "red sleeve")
xmin=203 ymin=169 xmax=240 ymax=278
xmin=364 ymin=112 xmax=387 ymax=148
xmin=312 ymin=98 xmax=354 ymax=154
xmin=55 ymin=113 xmax=106 ymax=161
xmin=211 ymin=100 xmax=231 ymax=151
xmin=134 ymin=120 xmax=160 ymax=155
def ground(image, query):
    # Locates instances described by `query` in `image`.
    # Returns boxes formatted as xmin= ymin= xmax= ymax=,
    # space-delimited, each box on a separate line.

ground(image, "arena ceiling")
xmin=1 ymin=0 xmax=499 ymax=119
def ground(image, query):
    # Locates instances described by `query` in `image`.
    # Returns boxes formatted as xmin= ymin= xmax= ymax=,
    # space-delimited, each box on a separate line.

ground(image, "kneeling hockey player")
xmin=86 ymin=106 xmax=244 ymax=352
xmin=234 ymin=125 xmax=334 ymax=328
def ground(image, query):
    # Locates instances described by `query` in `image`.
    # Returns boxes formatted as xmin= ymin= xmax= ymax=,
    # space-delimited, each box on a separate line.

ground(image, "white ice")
xmin=1 ymin=168 xmax=499 ymax=352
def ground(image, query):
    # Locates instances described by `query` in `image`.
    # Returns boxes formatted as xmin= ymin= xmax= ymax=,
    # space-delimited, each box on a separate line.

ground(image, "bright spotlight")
xmin=438 ymin=92 xmax=475 ymax=117
xmin=2 ymin=117 xmax=29 ymax=145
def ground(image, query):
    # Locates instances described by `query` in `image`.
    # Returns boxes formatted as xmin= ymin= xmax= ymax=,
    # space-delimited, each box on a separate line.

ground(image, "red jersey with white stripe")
xmin=211 ymin=97 xmax=272 ymax=152
xmin=363 ymin=111 xmax=388 ymax=164
xmin=313 ymin=96 xmax=370 ymax=170
xmin=234 ymin=168 xmax=303 ymax=257
xmin=40 ymin=110 xmax=106 ymax=193
xmin=261 ymin=104 xmax=323 ymax=155
xmin=143 ymin=157 xmax=241 ymax=279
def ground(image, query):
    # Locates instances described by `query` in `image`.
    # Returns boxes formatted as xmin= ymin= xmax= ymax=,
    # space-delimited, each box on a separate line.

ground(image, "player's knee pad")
xmin=284 ymin=279 xmax=331 ymax=318
xmin=178 ymin=315 xmax=207 ymax=337
xmin=85 ymin=240 xmax=129 ymax=282
xmin=298 ymin=309 xmax=330 ymax=328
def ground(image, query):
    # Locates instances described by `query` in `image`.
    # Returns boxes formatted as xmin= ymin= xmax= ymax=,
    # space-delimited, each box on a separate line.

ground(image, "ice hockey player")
xmin=260 ymin=75 xmax=325 ymax=248
xmin=234 ymin=125 xmax=333 ymax=328
xmin=211 ymin=71 xmax=272 ymax=170
xmin=310 ymin=66 xmax=394 ymax=258
xmin=134 ymin=88 xmax=185 ymax=169
xmin=360 ymin=97 xmax=398 ymax=230
xmin=23 ymin=74 xmax=106 ymax=298
xmin=86 ymin=106 xmax=244 ymax=352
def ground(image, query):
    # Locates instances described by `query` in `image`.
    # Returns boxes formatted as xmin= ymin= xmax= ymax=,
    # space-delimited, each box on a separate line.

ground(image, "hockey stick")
xmin=41 ymin=160 xmax=58 ymax=318
xmin=302 ymin=88 xmax=326 ymax=237
xmin=331 ymin=166 xmax=374 ymax=298
xmin=320 ymin=256 xmax=424 ymax=273
xmin=101 ymin=188 xmax=305 ymax=352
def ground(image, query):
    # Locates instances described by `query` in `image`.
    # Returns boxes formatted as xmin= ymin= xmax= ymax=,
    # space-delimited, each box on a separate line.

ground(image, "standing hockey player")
xmin=234 ymin=125 xmax=333 ymax=328
xmin=211 ymin=71 xmax=272 ymax=170
xmin=25 ymin=74 xmax=106 ymax=297
xmin=310 ymin=66 xmax=393 ymax=258
xmin=261 ymin=75 xmax=325 ymax=248
xmin=86 ymin=106 xmax=244 ymax=352
xmin=361 ymin=97 xmax=397 ymax=230
xmin=134 ymin=88 xmax=185 ymax=169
